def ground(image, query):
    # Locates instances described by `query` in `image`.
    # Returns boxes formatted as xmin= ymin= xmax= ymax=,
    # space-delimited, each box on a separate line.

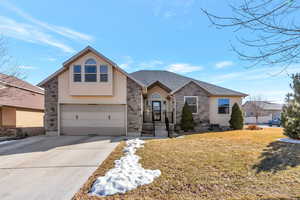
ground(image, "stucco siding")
xmin=16 ymin=108 xmax=44 ymax=128
xmin=209 ymin=97 xmax=242 ymax=126
xmin=68 ymin=52 xmax=114 ymax=96
xmin=58 ymin=67 xmax=127 ymax=104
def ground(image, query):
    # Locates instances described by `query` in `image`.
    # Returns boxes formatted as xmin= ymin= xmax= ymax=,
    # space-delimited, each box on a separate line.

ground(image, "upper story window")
xmin=84 ymin=59 xmax=97 ymax=82
xmin=184 ymin=96 xmax=198 ymax=114
xmin=218 ymin=98 xmax=230 ymax=114
xmin=73 ymin=65 xmax=81 ymax=82
xmin=100 ymin=65 xmax=108 ymax=82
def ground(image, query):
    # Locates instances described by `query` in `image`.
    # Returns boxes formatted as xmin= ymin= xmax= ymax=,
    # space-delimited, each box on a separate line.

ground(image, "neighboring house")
xmin=0 ymin=74 xmax=44 ymax=136
xmin=243 ymin=101 xmax=283 ymax=124
xmin=38 ymin=46 xmax=247 ymax=137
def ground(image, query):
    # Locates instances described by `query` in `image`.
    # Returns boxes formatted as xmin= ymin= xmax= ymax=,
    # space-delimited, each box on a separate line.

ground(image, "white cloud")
xmin=43 ymin=57 xmax=56 ymax=62
xmin=140 ymin=60 xmax=164 ymax=68
xmin=0 ymin=1 xmax=94 ymax=53
xmin=18 ymin=65 xmax=37 ymax=70
xmin=166 ymin=63 xmax=203 ymax=73
xmin=119 ymin=56 xmax=134 ymax=70
xmin=215 ymin=61 xmax=234 ymax=69
xmin=0 ymin=16 xmax=75 ymax=53
xmin=163 ymin=10 xmax=176 ymax=18
xmin=0 ymin=0 xmax=93 ymax=42
xmin=210 ymin=64 xmax=300 ymax=84
xmin=152 ymin=0 xmax=195 ymax=18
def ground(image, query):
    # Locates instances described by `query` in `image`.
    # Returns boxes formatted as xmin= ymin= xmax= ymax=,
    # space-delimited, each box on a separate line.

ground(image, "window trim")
xmin=73 ymin=65 xmax=82 ymax=82
xmin=184 ymin=96 xmax=198 ymax=114
xmin=218 ymin=98 xmax=230 ymax=114
xmin=151 ymin=92 xmax=162 ymax=99
xmin=84 ymin=58 xmax=97 ymax=82
xmin=99 ymin=65 xmax=109 ymax=82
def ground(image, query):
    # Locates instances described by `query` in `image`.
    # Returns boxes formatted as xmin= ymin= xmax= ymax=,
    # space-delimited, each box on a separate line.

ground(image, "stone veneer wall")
xmin=127 ymin=78 xmax=143 ymax=133
xmin=174 ymin=82 xmax=210 ymax=131
xmin=0 ymin=127 xmax=44 ymax=137
xmin=43 ymin=77 xmax=58 ymax=134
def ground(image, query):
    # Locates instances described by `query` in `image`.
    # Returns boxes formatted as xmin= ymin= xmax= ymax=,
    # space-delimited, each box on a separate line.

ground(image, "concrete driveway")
xmin=0 ymin=136 xmax=119 ymax=200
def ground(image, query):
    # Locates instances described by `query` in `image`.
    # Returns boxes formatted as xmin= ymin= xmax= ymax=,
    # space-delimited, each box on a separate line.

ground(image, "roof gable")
xmin=147 ymin=80 xmax=172 ymax=93
xmin=38 ymin=46 xmax=145 ymax=87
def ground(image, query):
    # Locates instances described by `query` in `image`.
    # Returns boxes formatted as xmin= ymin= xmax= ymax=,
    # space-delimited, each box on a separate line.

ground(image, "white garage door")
xmin=60 ymin=104 xmax=126 ymax=136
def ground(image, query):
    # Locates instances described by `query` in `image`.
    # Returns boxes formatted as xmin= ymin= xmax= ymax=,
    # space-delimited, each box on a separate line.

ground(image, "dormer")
xmin=68 ymin=51 xmax=113 ymax=96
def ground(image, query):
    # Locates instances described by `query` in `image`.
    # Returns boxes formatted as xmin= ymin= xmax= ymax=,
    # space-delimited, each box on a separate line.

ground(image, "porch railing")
xmin=143 ymin=111 xmax=174 ymax=123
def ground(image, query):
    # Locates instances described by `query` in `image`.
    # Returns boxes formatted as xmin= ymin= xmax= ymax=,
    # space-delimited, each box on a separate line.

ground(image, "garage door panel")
xmin=62 ymin=119 xmax=125 ymax=127
xmin=61 ymin=127 xmax=124 ymax=136
xmin=60 ymin=104 xmax=126 ymax=136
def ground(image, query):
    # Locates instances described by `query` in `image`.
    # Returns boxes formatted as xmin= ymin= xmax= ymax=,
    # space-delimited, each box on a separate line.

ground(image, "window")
xmin=151 ymin=93 xmax=161 ymax=99
xmin=218 ymin=99 xmax=230 ymax=114
xmin=73 ymin=65 xmax=81 ymax=82
xmin=84 ymin=59 xmax=97 ymax=82
xmin=100 ymin=65 xmax=108 ymax=82
xmin=184 ymin=96 xmax=198 ymax=114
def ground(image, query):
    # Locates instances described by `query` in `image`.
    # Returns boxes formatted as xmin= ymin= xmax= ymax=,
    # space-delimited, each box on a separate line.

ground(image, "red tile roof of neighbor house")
xmin=0 ymin=74 xmax=44 ymax=110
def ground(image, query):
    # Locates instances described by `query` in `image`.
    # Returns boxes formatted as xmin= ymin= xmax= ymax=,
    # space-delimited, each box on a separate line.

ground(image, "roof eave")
xmin=170 ymin=80 xmax=212 ymax=95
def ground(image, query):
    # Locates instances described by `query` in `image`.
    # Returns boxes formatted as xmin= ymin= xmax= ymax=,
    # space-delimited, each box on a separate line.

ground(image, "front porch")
xmin=142 ymin=81 xmax=175 ymax=137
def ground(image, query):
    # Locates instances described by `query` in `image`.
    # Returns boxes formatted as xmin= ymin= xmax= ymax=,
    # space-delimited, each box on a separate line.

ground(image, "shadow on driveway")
xmin=0 ymin=135 xmax=122 ymax=156
xmin=252 ymin=140 xmax=300 ymax=173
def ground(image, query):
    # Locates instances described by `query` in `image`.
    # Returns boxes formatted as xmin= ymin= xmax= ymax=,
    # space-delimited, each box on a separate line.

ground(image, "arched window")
xmin=84 ymin=58 xmax=97 ymax=82
xmin=85 ymin=58 xmax=97 ymax=65
xmin=151 ymin=93 xmax=161 ymax=99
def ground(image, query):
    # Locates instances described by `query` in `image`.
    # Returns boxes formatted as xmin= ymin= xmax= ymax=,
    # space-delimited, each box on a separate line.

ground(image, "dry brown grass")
xmin=73 ymin=128 xmax=300 ymax=200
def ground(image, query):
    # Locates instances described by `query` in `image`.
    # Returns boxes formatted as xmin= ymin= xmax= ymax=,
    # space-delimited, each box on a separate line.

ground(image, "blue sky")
xmin=0 ymin=0 xmax=297 ymax=103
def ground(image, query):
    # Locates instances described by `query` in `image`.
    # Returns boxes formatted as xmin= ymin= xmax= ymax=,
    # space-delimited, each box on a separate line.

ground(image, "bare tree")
xmin=244 ymin=96 xmax=265 ymax=124
xmin=202 ymin=0 xmax=300 ymax=68
xmin=0 ymin=36 xmax=24 ymax=98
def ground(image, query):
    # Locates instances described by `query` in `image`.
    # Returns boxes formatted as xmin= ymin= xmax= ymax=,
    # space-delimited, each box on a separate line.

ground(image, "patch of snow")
xmin=0 ymin=140 xmax=17 ymax=145
xmin=89 ymin=138 xmax=161 ymax=197
xmin=278 ymin=138 xmax=300 ymax=144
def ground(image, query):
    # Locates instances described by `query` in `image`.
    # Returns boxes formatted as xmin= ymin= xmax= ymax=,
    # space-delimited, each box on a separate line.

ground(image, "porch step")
xmin=155 ymin=124 xmax=168 ymax=137
xmin=141 ymin=133 xmax=154 ymax=137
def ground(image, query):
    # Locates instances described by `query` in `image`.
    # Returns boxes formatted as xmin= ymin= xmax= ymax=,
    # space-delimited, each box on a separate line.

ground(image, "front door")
xmin=152 ymin=101 xmax=161 ymax=121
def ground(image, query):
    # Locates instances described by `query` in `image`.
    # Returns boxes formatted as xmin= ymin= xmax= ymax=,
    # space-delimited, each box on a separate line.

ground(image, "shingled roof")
xmin=130 ymin=70 xmax=247 ymax=97
xmin=0 ymin=74 xmax=44 ymax=110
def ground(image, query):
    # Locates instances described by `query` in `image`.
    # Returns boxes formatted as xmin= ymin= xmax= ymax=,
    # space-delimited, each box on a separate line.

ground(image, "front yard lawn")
xmin=73 ymin=128 xmax=300 ymax=200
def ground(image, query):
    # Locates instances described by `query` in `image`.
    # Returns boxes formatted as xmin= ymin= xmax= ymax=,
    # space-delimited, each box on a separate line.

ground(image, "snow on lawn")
xmin=278 ymin=138 xmax=300 ymax=144
xmin=0 ymin=140 xmax=17 ymax=145
xmin=90 ymin=138 xmax=161 ymax=197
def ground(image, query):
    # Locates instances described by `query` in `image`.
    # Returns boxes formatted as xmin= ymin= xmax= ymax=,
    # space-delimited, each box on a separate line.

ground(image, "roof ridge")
xmin=0 ymin=73 xmax=44 ymax=94
xmin=130 ymin=70 xmax=247 ymax=96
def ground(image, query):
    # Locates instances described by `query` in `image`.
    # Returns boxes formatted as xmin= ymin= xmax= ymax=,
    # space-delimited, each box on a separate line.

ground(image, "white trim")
xmin=150 ymin=92 xmax=162 ymax=99
xmin=99 ymin=64 xmax=109 ymax=82
xmin=217 ymin=98 xmax=230 ymax=115
xmin=184 ymin=96 xmax=199 ymax=114
xmin=171 ymin=80 xmax=210 ymax=95
xmin=83 ymin=61 xmax=97 ymax=82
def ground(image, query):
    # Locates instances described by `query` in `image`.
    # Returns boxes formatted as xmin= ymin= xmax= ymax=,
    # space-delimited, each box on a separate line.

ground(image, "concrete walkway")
xmin=0 ymin=136 xmax=119 ymax=200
